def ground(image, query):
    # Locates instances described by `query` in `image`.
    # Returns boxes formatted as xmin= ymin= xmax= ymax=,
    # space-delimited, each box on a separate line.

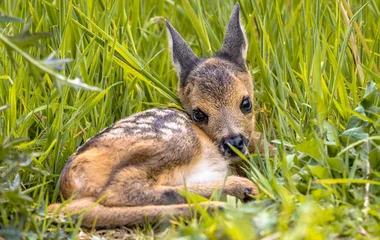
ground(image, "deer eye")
xmin=240 ymin=96 xmax=252 ymax=114
xmin=192 ymin=108 xmax=208 ymax=123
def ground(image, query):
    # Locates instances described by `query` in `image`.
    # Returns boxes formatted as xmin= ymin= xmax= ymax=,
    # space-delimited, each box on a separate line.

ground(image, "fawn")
xmin=48 ymin=3 xmax=272 ymax=227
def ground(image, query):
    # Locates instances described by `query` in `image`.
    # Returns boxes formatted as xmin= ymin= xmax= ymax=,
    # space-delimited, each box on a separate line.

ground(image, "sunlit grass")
xmin=0 ymin=0 xmax=379 ymax=239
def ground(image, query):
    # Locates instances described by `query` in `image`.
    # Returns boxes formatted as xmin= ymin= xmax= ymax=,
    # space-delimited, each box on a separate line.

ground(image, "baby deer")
xmin=48 ymin=3 xmax=272 ymax=228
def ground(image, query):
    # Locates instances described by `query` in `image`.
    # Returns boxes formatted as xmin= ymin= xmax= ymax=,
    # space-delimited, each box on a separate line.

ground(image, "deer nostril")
xmin=233 ymin=136 xmax=246 ymax=151
xmin=220 ymin=135 xmax=248 ymax=156
xmin=235 ymin=136 xmax=244 ymax=148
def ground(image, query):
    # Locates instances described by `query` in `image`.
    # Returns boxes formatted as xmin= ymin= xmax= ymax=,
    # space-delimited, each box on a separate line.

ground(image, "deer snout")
xmin=219 ymin=134 xmax=248 ymax=157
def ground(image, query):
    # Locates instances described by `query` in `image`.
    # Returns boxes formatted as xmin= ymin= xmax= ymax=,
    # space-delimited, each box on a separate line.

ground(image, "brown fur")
xmin=48 ymin=3 xmax=274 ymax=228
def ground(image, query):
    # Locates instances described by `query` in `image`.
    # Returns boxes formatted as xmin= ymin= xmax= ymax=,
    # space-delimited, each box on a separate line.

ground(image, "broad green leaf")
xmin=341 ymin=127 xmax=369 ymax=143
xmin=307 ymin=165 xmax=330 ymax=179
xmin=294 ymin=139 xmax=323 ymax=163
xmin=326 ymin=158 xmax=344 ymax=173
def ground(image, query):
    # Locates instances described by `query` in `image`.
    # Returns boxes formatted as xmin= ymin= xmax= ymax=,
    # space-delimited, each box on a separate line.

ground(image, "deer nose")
xmin=220 ymin=135 xmax=248 ymax=157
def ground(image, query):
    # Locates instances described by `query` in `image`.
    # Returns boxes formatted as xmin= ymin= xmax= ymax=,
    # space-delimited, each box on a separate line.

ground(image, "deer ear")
xmin=166 ymin=20 xmax=199 ymax=86
xmin=218 ymin=3 xmax=247 ymax=68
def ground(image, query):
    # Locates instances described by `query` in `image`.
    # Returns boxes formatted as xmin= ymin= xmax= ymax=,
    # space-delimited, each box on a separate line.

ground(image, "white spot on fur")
xmin=136 ymin=123 xmax=151 ymax=128
xmin=159 ymin=127 xmax=173 ymax=135
xmin=136 ymin=116 xmax=155 ymax=124
xmin=141 ymin=132 xmax=156 ymax=138
xmin=176 ymin=116 xmax=187 ymax=123
xmin=159 ymin=127 xmax=174 ymax=141
xmin=132 ymin=129 xmax=142 ymax=134
xmin=73 ymin=177 xmax=84 ymax=189
xmin=111 ymin=127 xmax=125 ymax=135
xmin=164 ymin=122 xmax=181 ymax=130
xmin=153 ymin=111 xmax=167 ymax=117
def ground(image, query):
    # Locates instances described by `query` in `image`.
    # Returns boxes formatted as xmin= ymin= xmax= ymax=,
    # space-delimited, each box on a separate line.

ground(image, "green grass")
xmin=1 ymin=0 xmax=380 ymax=239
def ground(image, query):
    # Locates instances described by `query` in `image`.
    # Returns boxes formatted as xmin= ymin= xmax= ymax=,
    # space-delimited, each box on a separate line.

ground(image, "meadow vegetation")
xmin=0 ymin=0 xmax=379 ymax=239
